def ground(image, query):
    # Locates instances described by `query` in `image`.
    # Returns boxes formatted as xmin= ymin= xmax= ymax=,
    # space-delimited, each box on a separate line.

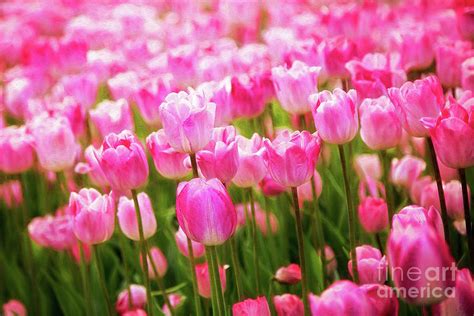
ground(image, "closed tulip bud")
xmin=197 ymin=126 xmax=240 ymax=184
xmin=2 ymin=300 xmax=26 ymax=316
xmin=232 ymin=134 xmax=267 ymax=188
xmin=359 ymin=96 xmax=402 ymax=150
xmin=195 ymin=262 xmax=227 ymax=298
xmin=0 ymin=181 xmax=23 ymax=208
xmin=116 ymin=285 xmax=147 ymax=314
xmin=142 ymin=246 xmax=168 ymax=279
xmin=263 ymin=130 xmax=321 ymax=188
xmin=275 ymin=264 xmax=302 ymax=285
xmin=271 ymin=60 xmax=321 ymax=115
xmin=421 ymin=103 xmax=474 ymax=169
xmin=175 ymin=226 xmax=205 ymax=258
xmin=410 ymin=176 xmax=432 ymax=205
xmin=444 ymin=180 xmax=470 ymax=221
xmin=89 ymin=99 xmax=134 ymax=139
xmin=420 ymin=181 xmax=441 ymax=211
xmin=310 ymin=88 xmax=358 ymax=144
xmin=309 ymin=281 xmax=375 ymax=315
xmin=233 ymin=297 xmax=271 ymax=316
xmin=95 ymin=130 xmax=149 ymax=191
xmin=360 ymin=284 xmax=399 ymax=316
xmin=435 ymin=40 xmax=474 ymax=88
xmin=390 ymin=155 xmax=426 ymax=189
xmin=146 ymin=129 xmax=190 ymax=180
xmin=230 ymin=74 xmax=266 ymax=119
xmin=176 ymin=178 xmax=237 ymax=246
xmin=273 ymin=294 xmax=303 ymax=316
xmin=74 ymin=145 xmax=109 ymax=188
xmin=0 ymin=126 xmax=34 ymax=174
xmin=28 ymin=214 xmax=77 ymax=250
xmin=323 ymin=245 xmax=337 ymax=275
xmin=69 ymin=188 xmax=115 ymax=245
xmin=392 ymin=205 xmax=445 ymax=239
xmin=387 ymin=224 xmax=456 ymax=305
xmin=30 ymin=115 xmax=78 ymax=172
xmin=354 ymin=154 xmax=382 ymax=182
xmin=134 ymin=76 xmax=174 ymax=126
xmin=259 ymin=174 xmax=287 ymax=196
xmin=117 ymin=192 xmax=157 ymax=241
xmin=358 ymin=197 xmax=389 ymax=233
xmin=348 ymin=245 xmax=387 ymax=285
xmin=162 ymin=294 xmax=183 ymax=316
xmin=159 ymin=90 xmax=215 ymax=153
xmin=388 ymin=75 xmax=444 ymax=137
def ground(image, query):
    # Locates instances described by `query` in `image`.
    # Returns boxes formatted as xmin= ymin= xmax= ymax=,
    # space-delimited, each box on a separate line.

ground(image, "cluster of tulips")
xmin=1 ymin=0 xmax=474 ymax=315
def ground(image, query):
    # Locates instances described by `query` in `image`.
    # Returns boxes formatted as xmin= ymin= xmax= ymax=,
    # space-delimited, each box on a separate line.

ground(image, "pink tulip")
xmin=116 ymin=284 xmax=147 ymax=315
xmin=345 ymin=53 xmax=406 ymax=99
xmin=388 ymin=27 xmax=434 ymax=72
xmin=387 ymin=223 xmax=456 ymax=305
xmin=196 ymin=126 xmax=239 ymax=184
xmin=230 ymin=74 xmax=267 ymax=119
xmin=235 ymin=203 xmax=279 ymax=236
xmin=146 ymin=129 xmax=190 ymax=180
xmin=4 ymin=77 xmax=36 ymax=119
xmin=271 ymin=60 xmax=320 ymax=115
xmin=30 ymin=115 xmax=78 ymax=172
xmin=233 ymin=296 xmax=271 ymax=316
xmin=94 ymin=130 xmax=149 ymax=191
xmin=176 ymin=178 xmax=237 ymax=246
xmin=75 ymin=145 xmax=109 ymax=188
xmin=410 ymin=176 xmax=433 ymax=205
xmin=354 ymin=154 xmax=382 ymax=182
xmin=2 ymin=300 xmax=26 ymax=316
xmin=444 ymin=180 xmax=470 ymax=221
xmin=392 ymin=205 xmax=445 ymax=239
xmin=117 ymin=192 xmax=157 ymax=241
xmin=310 ymin=88 xmax=358 ymax=144
xmin=259 ymin=174 xmax=287 ymax=197
xmin=348 ymin=245 xmax=387 ymax=285
xmin=195 ymin=262 xmax=227 ymax=298
xmin=273 ymin=294 xmax=304 ymax=316
xmin=175 ymin=226 xmax=205 ymax=258
xmin=134 ymin=76 xmax=174 ymax=126
xmin=297 ymin=170 xmax=323 ymax=206
xmin=388 ymin=75 xmax=445 ymax=137
xmin=358 ymin=197 xmax=389 ymax=233
xmin=142 ymin=247 xmax=168 ymax=279
xmin=89 ymin=99 xmax=134 ymax=139
xmin=433 ymin=268 xmax=474 ymax=316
xmin=167 ymin=44 xmax=198 ymax=87
xmin=159 ymin=90 xmax=215 ymax=153
xmin=0 ymin=181 xmax=23 ymax=208
xmin=162 ymin=294 xmax=183 ymax=316
xmin=69 ymin=188 xmax=115 ymax=245
xmin=359 ymin=96 xmax=402 ymax=150
xmin=107 ymin=71 xmax=140 ymax=102
xmin=197 ymin=78 xmax=233 ymax=127
xmin=360 ymin=284 xmax=399 ymax=316
xmin=232 ymin=134 xmax=267 ymax=188
xmin=0 ymin=126 xmax=34 ymax=174
xmin=275 ymin=264 xmax=302 ymax=285
xmin=420 ymin=181 xmax=441 ymax=212
xmin=462 ymin=57 xmax=474 ymax=92
xmin=323 ymin=245 xmax=338 ymax=275
xmin=122 ymin=309 xmax=146 ymax=316
xmin=390 ymin=155 xmax=426 ymax=189
xmin=309 ymin=281 xmax=375 ymax=315
xmin=56 ymin=73 xmax=98 ymax=109
xmin=435 ymin=40 xmax=474 ymax=88
xmin=263 ymin=130 xmax=321 ymax=188
xmin=70 ymin=242 xmax=92 ymax=264
xmin=421 ymin=102 xmax=474 ymax=169
xmin=438 ymin=158 xmax=459 ymax=182
xmin=319 ymin=36 xmax=357 ymax=79
xmin=28 ymin=213 xmax=76 ymax=250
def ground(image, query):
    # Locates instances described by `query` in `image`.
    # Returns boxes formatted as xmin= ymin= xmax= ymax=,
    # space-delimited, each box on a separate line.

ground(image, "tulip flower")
xmin=69 ymin=188 xmax=115 ymax=245
xmin=195 ymin=262 xmax=227 ymax=298
xmin=28 ymin=214 xmax=76 ymax=250
xmin=116 ymin=285 xmax=147 ymax=314
xmin=159 ymin=90 xmax=215 ymax=153
xmin=30 ymin=115 xmax=78 ymax=172
xmin=273 ymin=294 xmax=304 ymax=316
xmin=74 ymin=145 xmax=109 ymax=188
xmin=230 ymin=73 xmax=267 ymax=119
xmin=162 ymin=294 xmax=183 ymax=316
xmin=0 ymin=181 xmax=23 ymax=208
xmin=388 ymin=75 xmax=444 ymax=137
xmin=0 ymin=126 xmax=34 ymax=174
xmin=319 ymin=36 xmax=357 ymax=79
xmin=354 ymin=154 xmax=382 ymax=182
xmin=309 ymin=281 xmax=375 ymax=315
xmin=271 ymin=60 xmax=321 ymax=115
xmin=134 ymin=76 xmax=174 ymax=126
xmin=348 ymin=245 xmax=387 ymax=285
xmin=390 ymin=155 xmax=426 ymax=189
xmin=4 ymin=77 xmax=35 ymax=119
xmin=358 ymin=197 xmax=389 ymax=233
xmin=360 ymin=284 xmax=399 ymax=316
xmin=359 ymin=96 xmax=402 ymax=150
xmin=232 ymin=134 xmax=267 ymax=188
xmin=297 ymin=170 xmax=323 ymax=206
xmin=107 ymin=71 xmax=140 ymax=102
xmin=462 ymin=57 xmax=474 ymax=92
xmin=175 ymin=226 xmax=205 ymax=258
xmin=323 ymin=246 xmax=337 ymax=275
xmin=142 ymin=247 xmax=168 ymax=279
xmin=56 ymin=73 xmax=98 ymax=109
xmin=2 ymin=300 xmax=26 ymax=316
xmin=235 ymin=203 xmax=279 ymax=236
xmin=117 ymin=192 xmax=157 ymax=241
xmin=444 ymin=180 xmax=470 ymax=221
xmin=232 ymin=297 xmax=271 ymax=316
xmin=435 ymin=40 xmax=474 ymax=88
xmin=392 ymin=205 xmax=445 ymax=239
xmin=94 ymin=130 xmax=149 ymax=192
xmin=433 ymin=268 xmax=474 ymax=316
xmin=410 ymin=176 xmax=433 ymax=205
xmin=259 ymin=174 xmax=287 ymax=196
xmin=89 ymin=98 xmax=134 ymax=138
xmin=310 ymin=88 xmax=358 ymax=144
xmin=275 ymin=264 xmax=302 ymax=285
xmin=197 ymin=78 xmax=233 ymax=127
xmin=176 ymin=178 xmax=237 ymax=246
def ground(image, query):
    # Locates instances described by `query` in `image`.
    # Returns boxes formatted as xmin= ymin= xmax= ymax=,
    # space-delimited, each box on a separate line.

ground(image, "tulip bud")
xmin=348 ymin=245 xmax=387 ymax=285
xmin=360 ymin=284 xmax=399 ymax=316
xmin=163 ymin=294 xmax=183 ymax=316
xmin=89 ymin=99 xmax=134 ymax=139
xmin=232 ymin=134 xmax=267 ymax=188
xmin=95 ymin=130 xmax=149 ymax=191
xmin=195 ymin=262 xmax=227 ymax=298
xmin=354 ymin=154 xmax=382 ymax=182
xmin=0 ymin=180 xmax=23 ymax=208
xmin=310 ymin=88 xmax=358 ymax=144
xmin=444 ymin=180 xmax=470 ymax=221
xmin=0 ymin=126 xmax=34 ymax=174
xmin=273 ymin=294 xmax=303 ymax=316
xmin=390 ymin=155 xmax=426 ymax=189
xmin=323 ymin=245 xmax=337 ymax=275
xmin=117 ymin=192 xmax=157 ymax=241
xmin=176 ymin=178 xmax=237 ymax=246
xmin=69 ymin=188 xmax=115 ymax=245
xmin=232 ymin=297 xmax=271 ymax=316
xmin=175 ymin=226 xmax=205 ymax=258
xmin=116 ymin=285 xmax=147 ymax=314
xmin=275 ymin=264 xmax=302 ymax=285
xmin=2 ymin=300 xmax=27 ymax=316
xmin=358 ymin=197 xmax=389 ymax=233
xmin=142 ymin=246 xmax=168 ymax=279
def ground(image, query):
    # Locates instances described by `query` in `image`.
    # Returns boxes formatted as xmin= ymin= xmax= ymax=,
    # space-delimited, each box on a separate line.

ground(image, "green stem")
xmin=337 ymin=144 xmax=359 ymax=284
xmin=79 ymin=243 xmax=94 ymax=316
xmin=248 ymin=188 xmax=261 ymax=294
xmin=211 ymin=247 xmax=226 ymax=316
xmin=187 ymin=237 xmax=202 ymax=316
xmin=230 ymin=237 xmax=243 ymax=300
xmin=459 ymin=168 xmax=473 ymax=271
xmin=427 ymin=137 xmax=451 ymax=245
xmin=291 ymin=187 xmax=310 ymax=315
xmin=131 ymin=189 xmax=154 ymax=316
xmin=205 ymin=247 xmax=220 ymax=316
xmin=93 ymin=245 xmax=113 ymax=316
xmin=118 ymin=233 xmax=133 ymax=308
xmin=380 ymin=150 xmax=394 ymax=227
xmin=310 ymin=177 xmax=327 ymax=288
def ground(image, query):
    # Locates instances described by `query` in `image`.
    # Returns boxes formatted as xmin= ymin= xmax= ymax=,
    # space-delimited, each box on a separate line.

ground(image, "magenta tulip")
xmin=230 ymin=74 xmax=266 ymax=119
xmin=232 ymin=134 xmax=267 ymax=188
xmin=0 ymin=126 xmax=34 ymax=174
xmin=28 ymin=214 xmax=76 ymax=250
xmin=134 ymin=77 xmax=174 ymax=126
xmin=348 ymin=245 xmax=387 ymax=285
xmin=273 ymin=294 xmax=303 ymax=316
xmin=435 ymin=40 xmax=474 ymax=88
xmin=275 ymin=264 xmax=302 ymax=285
xmin=390 ymin=155 xmax=426 ymax=189
xmin=117 ymin=192 xmax=157 ymax=241
xmin=74 ymin=145 xmax=109 ymax=188
xmin=195 ymin=262 xmax=227 ymax=298
xmin=197 ymin=78 xmax=233 ymax=127
xmin=232 ymin=297 xmax=271 ymax=316
xmin=2 ymin=300 xmax=26 ymax=316
xmin=89 ymin=98 xmax=134 ymax=139
xmin=358 ymin=197 xmax=389 ymax=233
xmin=392 ymin=205 xmax=445 ymax=239
xmin=142 ymin=246 xmax=168 ymax=279
xmin=360 ymin=284 xmax=399 ymax=316
xmin=116 ymin=285 xmax=147 ymax=314
xmin=175 ymin=226 xmax=205 ymax=258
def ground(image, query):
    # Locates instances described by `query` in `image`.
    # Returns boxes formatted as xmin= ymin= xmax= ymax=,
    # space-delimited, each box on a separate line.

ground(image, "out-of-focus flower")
xmin=28 ymin=213 xmax=76 ymax=250
xmin=435 ymin=40 xmax=474 ymax=88
xmin=297 ymin=170 xmax=323 ymax=206
xmin=134 ymin=76 xmax=174 ymax=126
xmin=195 ymin=262 xmax=227 ymax=298
xmin=162 ymin=294 xmax=183 ymax=316
xmin=2 ymin=299 xmax=26 ymax=316
xmin=230 ymin=74 xmax=267 ymax=119
xmin=348 ymin=245 xmax=387 ymax=285
xmin=175 ymin=226 xmax=205 ymax=258
xmin=107 ymin=71 xmax=140 ymax=102
xmin=273 ymin=294 xmax=304 ymax=316
xmin=358 ymin=197 xmax=389 ymax=233
xmin=360 ymin=284 xmax=399 ymax=316
xmin=142 ymin=246 xmax=168 ymax=279
xmin=274 ymin=264 xmax=302 ymax=285
xmin=116 ymin=285 xmax=147 ymax=315
xmin=197 ymin=78 xmax=233 ymax=127
xmin=75 ymin=145 xmax=109 ymax=187
xmin=0 ymin=126 xmax=34 ymax=174
xmin=433 ymin=268 xmax=474 ymax=316
xmin=117 ymin=192 xmax=157 ymax=241
xmin=235 ymin=203 xmax=279 ymax=236
xmin=232 ymin=296 xmax=271 ymax=316
xmin=354 ymin=154 xmax=382 ymax=182
xmin=319 ymin=36 xmax=357 ymax=79
xmin=0 ymin=181 xmax=23 ymax=208
xmin=89 ymin=99 xmax=134 ymax=139
xmin=390 ymin=155 xmax=426 ymax=189
xmin=462 ymin=57 xmax=474 ymax=91
xmin=232 ymin=134 xmax=267 ymax=188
